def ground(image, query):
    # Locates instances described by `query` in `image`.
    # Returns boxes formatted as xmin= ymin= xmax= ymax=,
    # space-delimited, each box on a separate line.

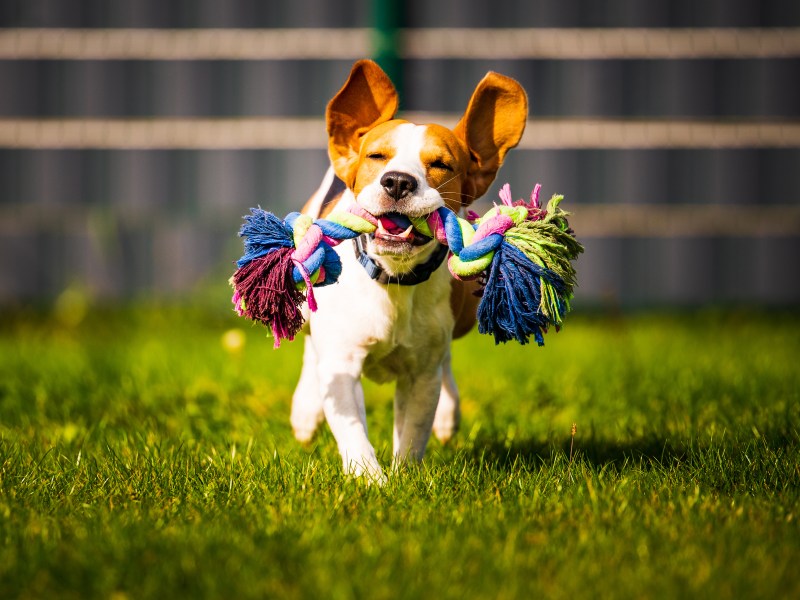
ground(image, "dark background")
xmin=1 ymin=0 xmax=798 ymax=307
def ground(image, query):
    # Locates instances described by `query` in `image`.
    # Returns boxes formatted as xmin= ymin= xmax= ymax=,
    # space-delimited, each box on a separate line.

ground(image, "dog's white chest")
xmin=362 ymin=282 xmax=447 ymax=382
xmin=310 ymin=243 xmax=453 ymax=383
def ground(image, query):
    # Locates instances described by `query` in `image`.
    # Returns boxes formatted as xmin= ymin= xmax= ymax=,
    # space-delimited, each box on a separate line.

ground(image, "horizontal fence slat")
xmin=570 ymin=204 xmax=800 ymax=237
xmin=403 ymin=28 xmax=800 ymax=60
xmin=1 ymin=117 xmax=798 ymax=149
xmin=0 ymin=28 xmax=372 ymax=60
xmin=0 ymin=117 xmax=328 ymax=149
xmin=0 ymin=28 xmax=798 ymax=60
xmin=2 ymin=204 xmax=799 ymax=238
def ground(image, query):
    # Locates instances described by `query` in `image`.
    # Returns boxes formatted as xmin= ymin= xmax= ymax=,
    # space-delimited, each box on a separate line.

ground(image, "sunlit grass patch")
xmin=0 ymin=305 xmax=798 ymax=599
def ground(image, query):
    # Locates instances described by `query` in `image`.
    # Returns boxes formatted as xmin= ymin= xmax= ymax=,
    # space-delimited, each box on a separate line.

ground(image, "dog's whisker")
xmin=439 ymin=191 xmax=476 ymax=202
xmin=435 ymin=173 xmax=462 ymax=189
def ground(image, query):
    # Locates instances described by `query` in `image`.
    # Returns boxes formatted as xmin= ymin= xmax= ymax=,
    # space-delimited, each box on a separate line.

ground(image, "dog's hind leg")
xmin=291 ymin=337 xmax=325 ymax=443
xmin=432 ymin=347 xmax=460 ymax=444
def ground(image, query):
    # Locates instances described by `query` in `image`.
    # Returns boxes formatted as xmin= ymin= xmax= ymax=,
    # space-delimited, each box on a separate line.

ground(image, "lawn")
xmin=0 ymin=300 xmax=798 ymax=599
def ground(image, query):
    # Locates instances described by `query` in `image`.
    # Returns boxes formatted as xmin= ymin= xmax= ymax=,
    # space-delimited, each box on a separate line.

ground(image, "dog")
xmin=290 ymin=59 xmax=528 ymax=481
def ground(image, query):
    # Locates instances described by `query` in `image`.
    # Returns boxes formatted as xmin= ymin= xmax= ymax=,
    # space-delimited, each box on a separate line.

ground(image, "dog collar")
xmin=353 ymin=235 xmax=449 ymax=286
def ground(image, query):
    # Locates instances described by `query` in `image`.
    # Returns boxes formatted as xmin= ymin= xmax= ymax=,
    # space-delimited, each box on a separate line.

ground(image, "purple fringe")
xmin=232 ymin=247 xmax=305 ymax=347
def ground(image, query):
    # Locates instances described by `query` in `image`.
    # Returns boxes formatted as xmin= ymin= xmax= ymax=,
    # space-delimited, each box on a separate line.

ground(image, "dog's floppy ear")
xmin=454 ymin=73 xmax=528 ymax=202
xmin=326 ymin=60 xmax=399 ymax=187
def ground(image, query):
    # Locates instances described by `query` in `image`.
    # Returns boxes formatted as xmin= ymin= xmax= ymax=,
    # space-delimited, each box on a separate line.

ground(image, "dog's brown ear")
xmin=326 ymin=60 xmax=399 ymax=187
xmin=454 ymin=72 xmax=528 ymax=202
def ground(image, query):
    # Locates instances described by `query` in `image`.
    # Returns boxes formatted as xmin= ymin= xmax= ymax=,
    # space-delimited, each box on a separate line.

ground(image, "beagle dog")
xmin=290 ymin=60 xmax=528 ymax=481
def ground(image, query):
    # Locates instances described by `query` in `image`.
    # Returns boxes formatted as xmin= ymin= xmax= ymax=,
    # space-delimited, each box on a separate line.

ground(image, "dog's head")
xmin=326 ymin=60 xmax=528 ymax=275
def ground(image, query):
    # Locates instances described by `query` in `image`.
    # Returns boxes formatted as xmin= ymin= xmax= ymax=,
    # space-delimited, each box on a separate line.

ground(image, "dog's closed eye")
xmin=429 ymin=159 xmax=453 ymax=172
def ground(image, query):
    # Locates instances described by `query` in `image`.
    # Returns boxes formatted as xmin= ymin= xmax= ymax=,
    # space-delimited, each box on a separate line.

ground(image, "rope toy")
xmin=230 ymin=183 xmax=583 ymax=347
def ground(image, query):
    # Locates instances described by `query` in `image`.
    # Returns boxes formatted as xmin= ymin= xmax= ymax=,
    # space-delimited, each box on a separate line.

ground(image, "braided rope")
xmin=231 ymin=183 xmax=583 ymax=346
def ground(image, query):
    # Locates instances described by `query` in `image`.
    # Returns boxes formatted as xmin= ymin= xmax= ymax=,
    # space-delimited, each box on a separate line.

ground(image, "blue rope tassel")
xmin=236 ymin=208 xmax=294 ymax=268
xmin=478 ymin=242 xmax=567 ymax=346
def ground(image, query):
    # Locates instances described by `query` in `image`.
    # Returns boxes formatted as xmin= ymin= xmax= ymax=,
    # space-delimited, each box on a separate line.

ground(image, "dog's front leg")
xmin=393 ymin=366 xmax=443 ymax=464
xmin=317 ymin=356 xmax=384 ymax=483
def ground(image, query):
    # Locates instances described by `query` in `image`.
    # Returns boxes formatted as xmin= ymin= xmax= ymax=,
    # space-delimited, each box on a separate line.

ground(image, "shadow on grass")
xmin=455 ymin=435 xmax=682 ymax=472
xmin=457 ymin=426 xmax=799 ymax=474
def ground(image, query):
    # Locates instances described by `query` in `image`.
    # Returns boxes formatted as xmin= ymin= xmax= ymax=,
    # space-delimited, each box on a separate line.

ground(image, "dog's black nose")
xmin=380 ymin=171 xmax=418 ymax=201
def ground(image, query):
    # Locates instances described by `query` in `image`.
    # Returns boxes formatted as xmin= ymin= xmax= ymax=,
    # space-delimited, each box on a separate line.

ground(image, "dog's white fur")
xmin=289 ymin=60 xmax=528 ymax=481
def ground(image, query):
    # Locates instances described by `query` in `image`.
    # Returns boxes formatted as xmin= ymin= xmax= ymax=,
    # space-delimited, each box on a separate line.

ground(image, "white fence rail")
xmin=2 ymin=117 xmax=798 ymax=149
xmin=0 ymin=27 xmax=798 ymax=60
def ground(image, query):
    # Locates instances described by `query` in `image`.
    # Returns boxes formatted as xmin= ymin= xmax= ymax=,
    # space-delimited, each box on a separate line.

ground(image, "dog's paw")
xmin=344 ymin=453 xmax=386 ymax=486
xmin=291 ymin=411 xmax=323 ymax=444
xmin=292 ymin=425 xmax=318 ymax=445
xmin=432 ymin=398 xmax=461 ymax=445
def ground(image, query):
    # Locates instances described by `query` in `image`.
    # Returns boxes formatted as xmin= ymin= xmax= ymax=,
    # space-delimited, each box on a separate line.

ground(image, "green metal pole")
xmin=371 ymin=0 xmax=403 ymax=104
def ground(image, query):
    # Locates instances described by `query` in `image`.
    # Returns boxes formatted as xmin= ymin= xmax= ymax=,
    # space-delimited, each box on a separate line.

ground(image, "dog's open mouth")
xmin=372 ymin=212 xmax=432 ymax=247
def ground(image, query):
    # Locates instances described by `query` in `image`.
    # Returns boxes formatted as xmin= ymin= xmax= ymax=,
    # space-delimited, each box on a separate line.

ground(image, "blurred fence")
xmin=1 ymin=0 xmax=799 ymax=307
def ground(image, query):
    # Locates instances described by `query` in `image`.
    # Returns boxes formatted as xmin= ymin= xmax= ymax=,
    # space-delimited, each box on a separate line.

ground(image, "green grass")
xmin=1 ymin=302 xmax=798 ymax=599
